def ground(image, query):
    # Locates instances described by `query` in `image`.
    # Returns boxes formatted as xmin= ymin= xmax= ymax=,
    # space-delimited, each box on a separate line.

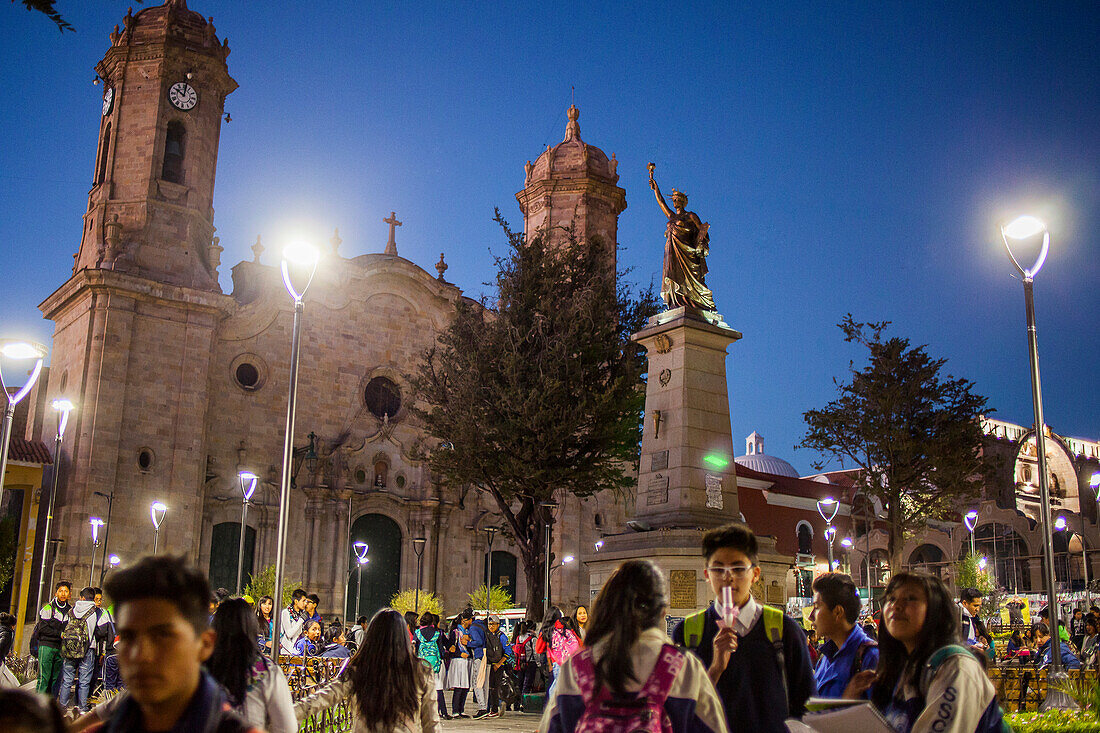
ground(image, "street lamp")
xmin=236 ymin=471 xmax=259 ymax=595
xmin=818 ymin=498 xmax=839 ymax=572
xmin=93 ymin=490 xmax=114 ymax=586
xmin=150 ymin=501 xmax=167 ymax=554
xmin=352 ymin=541 xmax=369 ymax=623
xmin=1001 ymin=214 xmax=1069 ymax=706
xmin=0 ymin=340 xmax=47 ymax=508
xmin=824 ymin=525 xmax=837 ymax=571
xmin=88 ymin=517 xmax=105 ymax=586
xmin=594 ymin=540 xmax=604 ymax=551
xmin=271 ymin=241 xmax=320 ymax=656
xmin=412 ymin=537 xmax=427 ymax=613
xmin=539 ymin=500 xmax=558 ymax=612
xmin=35 ymin=398 xmax=73 ymax=618
xmin=484 ymin=527 xmax=497 ymax=614
xmin=103 ymin=554 xmax=121 ymax=579
xmin=964 ymin=510 xmax=979 ymax=557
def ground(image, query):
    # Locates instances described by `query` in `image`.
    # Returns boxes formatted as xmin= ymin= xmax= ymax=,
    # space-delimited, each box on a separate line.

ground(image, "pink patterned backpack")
xmin=570 ymin=643 xmax=685 ymax=733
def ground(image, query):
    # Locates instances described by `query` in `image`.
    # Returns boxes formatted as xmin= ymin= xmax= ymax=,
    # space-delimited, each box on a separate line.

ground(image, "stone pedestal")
xmin=631 ymin=308 xmax=742 ymax=529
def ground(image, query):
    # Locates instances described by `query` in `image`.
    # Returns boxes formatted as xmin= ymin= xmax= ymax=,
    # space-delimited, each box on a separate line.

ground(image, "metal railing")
xmin=278 ymin=656 xmax=354 ymax=733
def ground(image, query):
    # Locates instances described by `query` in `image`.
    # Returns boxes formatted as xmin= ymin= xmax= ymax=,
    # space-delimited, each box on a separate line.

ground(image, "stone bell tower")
xmin=37 ymin=0 xmax=237 ymax=579
xmin=516 ymin=105 xmax=626 ymax=268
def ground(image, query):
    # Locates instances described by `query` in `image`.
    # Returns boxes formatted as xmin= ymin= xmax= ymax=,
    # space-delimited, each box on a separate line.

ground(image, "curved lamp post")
xmin=412 ymin=537 xmax=427 ymax=613
xmin=964 ymin=510 xmax=979 ymax=557
xmin=270 ymin=241 xmax=319 ymax=657
xmin=0 ymin=340 xmax=47 ymax=509
xmin=236 ymin=471 xmax=259 ymax=595
xmin=1001 ymin=214 xmax=1069 ymax=707
xmin=88 ymin=517 xmax=105 ymax=586
xmin=840 ymin=536 xmax=854 ymax=575
xmin=35 ymin=398 xmax=73 ymax=618
xmin=817 ymin=497 xmax=839 ymax=573
xmin=352 ymin=541 xmax=369 ymax=623
xmin=150 ymin=501 xmax=167 ymax=554
xmin=824 ymin=525 xmax=837 ymax=570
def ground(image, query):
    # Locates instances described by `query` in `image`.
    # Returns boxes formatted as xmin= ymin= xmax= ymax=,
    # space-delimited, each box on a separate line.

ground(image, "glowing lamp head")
xmin=353 ymin=541 xmax=369 ymax=562
xmin=1003 ymin=215 xmax=1046 ymax=240
xmin=51 ymin=399 xmax=75 ymax=413
xmin=978 ymin=557 xmax=988 ymax=570
xmin=817 ymin=497 xmax=839 ymax=523
xmin=238 ymin=470 xmax=260 ymax=501
xmin=1090 ymin=472 xmax=1100 ymax=488
xmin=563 ymin=555 xmax=575 ymax=564
xmin=964 ymin=510 xmax=978 ymax=532
xmin=594 ymin=540 xmax=604 ymax=551
xmin=824 ymin=525 xmax=837 ymax=541
xmin=150 ymin=501 xmax=167 ymax=529
xmin=90 ymin=517 xmax=106 ymax=543
xmin=1055 ymin=516 xmax=1068 ymax=531
xmin=283 ymin=242 xmax=319 ymax=267
xmin=108 ymin=554 xmax=121 ymax=567
xmin=0 ymin=340 xmax=47 ymax=360
xmin=840 ymin=537 xmax=853 ymax=548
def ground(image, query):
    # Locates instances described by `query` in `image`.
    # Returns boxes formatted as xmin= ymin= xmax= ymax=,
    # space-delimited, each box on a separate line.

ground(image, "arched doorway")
xmin=208 ymin=521 xmax=255 ymax=593
xmin=908 ymin=544 xmax=945 ymax=577
xmin=347 ymin=514 xmax=402 ymax=622
xmin=484 ymin=551 xmax=518 ymax=605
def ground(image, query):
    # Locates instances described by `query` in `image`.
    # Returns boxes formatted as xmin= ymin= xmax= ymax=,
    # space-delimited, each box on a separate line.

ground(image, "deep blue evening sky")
xmin=1 ymin=2 xmax=1097 ymax=474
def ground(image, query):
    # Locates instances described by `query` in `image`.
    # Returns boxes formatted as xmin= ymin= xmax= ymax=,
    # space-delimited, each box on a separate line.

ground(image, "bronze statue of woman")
xmin=648 ymin=163 xmax=718 ymax=320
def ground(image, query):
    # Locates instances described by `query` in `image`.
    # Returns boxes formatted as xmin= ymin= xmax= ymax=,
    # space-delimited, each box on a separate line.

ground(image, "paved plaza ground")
xmin=445 ymin=712 xmax=542 ymax=731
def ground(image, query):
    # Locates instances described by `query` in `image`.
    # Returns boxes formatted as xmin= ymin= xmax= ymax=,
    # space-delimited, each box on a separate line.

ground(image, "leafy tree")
xmin=955 ymin=552 xmax=1000 ymax=617
xmin=13 ymin=1 xmax=73 ymax=32
xmin=389 ymin=589 xmax=444 ymax=618
xmin=801 ymin=316 xmax=991 ymax=572
xmin=243 ymin=562 xmax=302 ymax=609
xmin=412 ymin=212 xmax=659 ymax=619
xmin=0 ymin=515 xmax=16 ymax=591
xmin=467 ymin=584 xmax=513 ymax=614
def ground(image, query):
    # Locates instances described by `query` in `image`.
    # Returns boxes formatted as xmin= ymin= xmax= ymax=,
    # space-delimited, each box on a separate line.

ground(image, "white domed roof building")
xmin=735 ymin=431 xmax=800 ymax=478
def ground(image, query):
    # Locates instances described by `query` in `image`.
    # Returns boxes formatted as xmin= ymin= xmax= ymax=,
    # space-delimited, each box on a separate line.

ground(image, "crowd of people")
xmin=3 ymin=519 xmax=1089 ymax=732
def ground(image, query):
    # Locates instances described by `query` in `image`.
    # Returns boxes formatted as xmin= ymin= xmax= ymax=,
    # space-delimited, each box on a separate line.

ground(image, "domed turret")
xmin=734 ymin=432 xmax=800 ymax=479
xmin=516 ymin=105 xmax=626 ymax=264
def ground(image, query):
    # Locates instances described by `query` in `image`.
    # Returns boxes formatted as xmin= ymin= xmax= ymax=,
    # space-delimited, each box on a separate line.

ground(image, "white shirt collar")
xmin=735 ymin=594 xmax=761 ymax=636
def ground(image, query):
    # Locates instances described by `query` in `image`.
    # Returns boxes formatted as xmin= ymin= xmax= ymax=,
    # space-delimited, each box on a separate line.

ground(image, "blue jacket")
xmin=1039 ymin=638 xmax=1081 ymax=670
xmin=813 ymin=624 xmax=879 ymax=698
xmin=467 ymin=619 xmax=487 ymax=659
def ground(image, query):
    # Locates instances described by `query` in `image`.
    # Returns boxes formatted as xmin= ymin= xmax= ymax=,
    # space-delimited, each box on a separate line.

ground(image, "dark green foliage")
xmin=800 ymin=315 xmax=992 ymax=570
xmin=411 ymin=212 xmax=660 ymax=616
xmin=14 ymin=1 xmax=74 ymax=32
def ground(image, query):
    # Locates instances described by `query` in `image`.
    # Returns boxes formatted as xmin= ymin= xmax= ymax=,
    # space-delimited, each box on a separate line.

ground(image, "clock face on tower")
xmin=168 ymin=82 xmax=198 ymax=111
xmin=102 ymin=87 xmax=114 ymax=116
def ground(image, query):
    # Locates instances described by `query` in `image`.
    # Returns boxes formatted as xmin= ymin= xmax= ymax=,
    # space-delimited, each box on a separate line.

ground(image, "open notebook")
xmin=786 ymin=699 xmax=894 ymax=733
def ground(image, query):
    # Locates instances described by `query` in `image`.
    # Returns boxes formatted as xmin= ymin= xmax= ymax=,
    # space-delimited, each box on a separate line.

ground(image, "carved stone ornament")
xmin=658 ymin=368 xmax=671 ymax=386
xmin=705 ymin=474 xmax=723 ymax=510
xmin=654 ymin=334 xmax=672 ymax=353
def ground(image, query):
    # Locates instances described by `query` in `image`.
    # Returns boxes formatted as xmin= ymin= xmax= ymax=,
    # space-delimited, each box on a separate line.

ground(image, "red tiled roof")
xmin=7 ymin=437 xmax=53 ymax=464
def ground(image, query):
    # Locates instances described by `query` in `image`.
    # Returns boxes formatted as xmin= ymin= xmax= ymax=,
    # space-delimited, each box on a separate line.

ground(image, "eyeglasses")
xmin=706 ymin=564 xmax=755 ymax=578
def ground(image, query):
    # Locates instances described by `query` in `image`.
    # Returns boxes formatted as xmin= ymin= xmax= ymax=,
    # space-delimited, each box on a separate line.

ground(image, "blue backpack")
xmin=415 ymin=628 xmax=442 ymax=672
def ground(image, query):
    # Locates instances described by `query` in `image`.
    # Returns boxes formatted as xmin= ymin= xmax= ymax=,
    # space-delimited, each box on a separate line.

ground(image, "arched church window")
xmin=364 ymin=377 xmax=401 ymax=420
xmin=162 ymin=121 xmax=185 ymax=183
xmin=97 ymin=122 xmax=111 ymax=185
xmin=796 ymin=521 xmax=813 ymax=554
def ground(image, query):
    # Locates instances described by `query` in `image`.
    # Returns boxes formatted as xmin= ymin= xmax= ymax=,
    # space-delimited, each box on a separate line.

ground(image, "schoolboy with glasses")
xmin=672 ymin=523 xmax=815 ymax=733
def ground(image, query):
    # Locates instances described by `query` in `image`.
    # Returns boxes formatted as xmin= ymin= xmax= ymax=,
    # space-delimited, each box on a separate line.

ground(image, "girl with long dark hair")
xmin=255 ymin=595 xmax=274 ymax=653
xmin=846 ymin=572 xmax=1001 ymax=732
xmin=534 ymin=605 xmax=580 ymax=697
xmin=207 ymin=598 xmax=297 ymax=732
xmin=296 ymin=608 xmax=440 ymax=733
xmin=538 ymin=560 xmax=728 ymax=733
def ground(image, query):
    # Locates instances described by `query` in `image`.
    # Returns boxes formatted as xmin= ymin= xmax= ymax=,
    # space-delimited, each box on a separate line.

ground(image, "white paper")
xmin=799 ymin=702 xmax=895 ymax=733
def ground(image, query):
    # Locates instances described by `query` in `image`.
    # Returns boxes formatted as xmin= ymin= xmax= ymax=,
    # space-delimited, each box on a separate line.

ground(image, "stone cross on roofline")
xmin=383 ymin=211 xmax=402 ymax=256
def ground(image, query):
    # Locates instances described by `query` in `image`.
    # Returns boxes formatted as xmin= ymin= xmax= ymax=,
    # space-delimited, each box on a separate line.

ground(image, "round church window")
xmin=235 ymin=362 xmax=260 ymax=389
xmin=364 ymin=377 xmax=401 ymax=420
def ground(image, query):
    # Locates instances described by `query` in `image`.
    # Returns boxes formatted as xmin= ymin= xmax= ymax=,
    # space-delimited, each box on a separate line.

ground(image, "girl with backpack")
xmin=535 ymin=606 xmax=581 ymax=698
xmin=538 ymin=560 xmax=729 ymax=733
xmin=511 ymin=621 xmax=538 ymax=704
xmin=846 ymin=571 xmax=1004 ymax=733
xmin=414 ymin=613 xmax=450 ymax=720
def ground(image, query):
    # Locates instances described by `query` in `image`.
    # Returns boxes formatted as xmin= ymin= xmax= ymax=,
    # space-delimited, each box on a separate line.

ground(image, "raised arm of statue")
xmin=649 ymin=168 xmax=673 ymax=219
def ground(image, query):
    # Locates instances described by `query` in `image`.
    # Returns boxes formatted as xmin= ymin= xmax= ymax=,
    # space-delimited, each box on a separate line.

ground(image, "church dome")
xmin=528 ymin=105 xmax=618 ymax=184
xmin=734 ymin=431 xmax=800 ymax=478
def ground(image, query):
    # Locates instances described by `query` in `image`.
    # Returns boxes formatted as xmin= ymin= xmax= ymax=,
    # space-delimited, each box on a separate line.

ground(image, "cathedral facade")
xmin=26 ymin=0 xmax=625 ymax=621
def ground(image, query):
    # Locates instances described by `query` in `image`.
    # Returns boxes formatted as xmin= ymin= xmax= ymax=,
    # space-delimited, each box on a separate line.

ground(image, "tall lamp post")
xmin=150 ymin=501 xmax=167 ymax=554
xmin=484 ymin=526 xmax=497 ymax=614
xmin=352 ymin=542 xmax=368 ymax=623
xmin=93 ymin=490 xmax=114 ymax=586
xmin=0 ymin=340 xmax=47 ymax=508
xmin=1001 ymin=214 xmax=1070 ymax=707
xmin=88 ymin=517 xmax=105 ymax=586
xmin=817 ymin=497 xmax=838 ymax=572
xmin=104 ymin=554 xmax=120 ymax=579
xmin=236 ymin=471 xmax=259 ymax=595
xmin=964 ymin=510 xmax=979 ymax=557
xmin=35 ymin=398 xmax=73 ymax=618
xmin=539 ymin=500 xmax=558 ymax=613
xmin=412 ymin=536 xmax=427 ymax=613
xmin=270 ymin=242 xmax=319 ymax=655
xmin=840 ymin=537 xmax=854 ymax=575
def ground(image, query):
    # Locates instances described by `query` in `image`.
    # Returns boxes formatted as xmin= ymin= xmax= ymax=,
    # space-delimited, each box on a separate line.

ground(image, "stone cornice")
xmin=39 ymin=267 xmax=235 ymax=321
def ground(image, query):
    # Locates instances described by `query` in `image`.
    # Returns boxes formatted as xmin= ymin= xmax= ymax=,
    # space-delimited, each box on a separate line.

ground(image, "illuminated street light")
xmin=351 ymin=541 xmax=369 ymax=622
xmin=594 ymin=540 xmax=604 ymax=551
xmin=236 ymin=471 xmax=259 ymax=595
xmin=0 ymin=340 xmax=47 ymax=508
xmin=150 ymin=501 xmax=167 ymax=554
xmin=965 ymin=510 xmax=979 ymax=556
xmin=271 ymin=241 xmax=320 ymax=657
xmin=88 ymin=517 xmax=106 ymax=585
xmin=412 ymin=537 xmax=427 ymax=613
xmin=35 ymin=398 xmax=74 ymax=620
xmin=1000 ymin=214 xmax=1067 ymax=705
